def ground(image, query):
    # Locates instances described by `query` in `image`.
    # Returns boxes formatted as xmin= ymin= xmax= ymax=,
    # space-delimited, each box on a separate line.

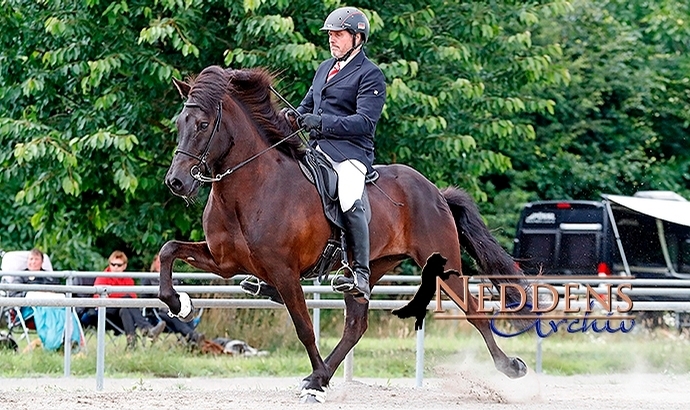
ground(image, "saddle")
xmin=298 ymin=148 xmax=375 ymax=230
xmin=298 ymin=148 xmax=377 ymax=281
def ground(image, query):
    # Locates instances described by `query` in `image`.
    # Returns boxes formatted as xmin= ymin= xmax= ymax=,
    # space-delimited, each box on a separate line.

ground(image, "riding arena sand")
xmin=0 ymin=356 xmax=688 ymax=410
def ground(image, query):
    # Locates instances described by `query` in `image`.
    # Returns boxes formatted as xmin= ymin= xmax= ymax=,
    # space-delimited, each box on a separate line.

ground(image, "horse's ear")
xmin=172 ymin=77 xmax=191 ymax=99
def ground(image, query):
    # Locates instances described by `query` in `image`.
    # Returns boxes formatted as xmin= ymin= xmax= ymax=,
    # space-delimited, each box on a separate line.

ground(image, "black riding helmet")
xmin=320 ymin=6 xmax=370 ymax=43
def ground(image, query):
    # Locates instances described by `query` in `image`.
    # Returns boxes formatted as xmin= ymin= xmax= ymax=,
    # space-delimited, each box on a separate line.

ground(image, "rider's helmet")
xmin=320 ymin=7 xmax=370 ymax=43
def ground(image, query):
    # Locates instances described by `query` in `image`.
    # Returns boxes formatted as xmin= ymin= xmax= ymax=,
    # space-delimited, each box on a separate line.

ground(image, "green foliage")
xmin=374 ymin=1 xmax=572 ymax=200
xmin=1 ymin=0 xmax=689 ymax=270
xmin=509 ymin=0 xmax=690 ymax=202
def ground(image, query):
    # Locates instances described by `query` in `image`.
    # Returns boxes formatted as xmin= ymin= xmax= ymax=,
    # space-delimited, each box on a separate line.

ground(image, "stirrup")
xmin=331 ymin=264 xmax=369 ymax=303
xmin=239 ymin=276 xmax=262 ymax=296
xmin=240 ymin=276 xmax=284 ymax=305
xmin=330 ymin=264 xmax=355 ymax=293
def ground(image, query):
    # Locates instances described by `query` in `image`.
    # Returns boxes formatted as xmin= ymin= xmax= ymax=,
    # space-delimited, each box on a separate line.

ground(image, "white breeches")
xmin=317 ymin=148 xmax=366 ymax=212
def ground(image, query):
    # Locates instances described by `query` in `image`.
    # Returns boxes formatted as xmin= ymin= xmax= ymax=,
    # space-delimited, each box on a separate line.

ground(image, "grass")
xmin=2 ymin=316 xmax=690 ymax=379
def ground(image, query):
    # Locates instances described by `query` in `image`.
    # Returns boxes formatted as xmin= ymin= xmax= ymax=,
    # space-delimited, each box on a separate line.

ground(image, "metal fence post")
xmin=415 ymin=319 xmax=425 ymax=387
xmin=63 ymin=274 xmax=73 ymax=377
xmin=343 ymin=347 xmax=354 ymax=383
xmin=313 ymin=278 xmax=320 ymax=347
xmin=96 ymin=296 xmax=106 ymax=391
xmin=536 ymin=334 xmax=543 ymax=374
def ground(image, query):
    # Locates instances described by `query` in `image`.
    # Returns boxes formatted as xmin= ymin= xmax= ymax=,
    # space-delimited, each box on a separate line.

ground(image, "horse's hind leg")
xmin=442 ymin=274 xmax=527 ymax=378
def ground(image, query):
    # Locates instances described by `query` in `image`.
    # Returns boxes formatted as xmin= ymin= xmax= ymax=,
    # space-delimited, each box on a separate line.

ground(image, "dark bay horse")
xmin=159 ymin=65 xmax=530 ymax=403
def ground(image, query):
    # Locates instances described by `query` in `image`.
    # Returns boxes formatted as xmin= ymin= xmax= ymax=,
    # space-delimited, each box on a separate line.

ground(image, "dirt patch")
xmin=0 ymin=370 xmax=687 ymax=410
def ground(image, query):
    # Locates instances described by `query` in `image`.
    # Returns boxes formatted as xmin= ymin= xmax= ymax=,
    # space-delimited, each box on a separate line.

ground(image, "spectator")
xmin=1 ymin=248 xmax=57 ymax=298
xmin=94 ymin=251 xmax=165 ymax=349
xmin=142 ymin=253 xmax=204 ymax=346
xmin=0 ymin=248 xmax=81 ymax=351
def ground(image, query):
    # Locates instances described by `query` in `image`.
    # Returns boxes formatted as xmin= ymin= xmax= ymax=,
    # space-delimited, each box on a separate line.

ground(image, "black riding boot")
xmin=332 ymin=199 xmax=371 ymax=303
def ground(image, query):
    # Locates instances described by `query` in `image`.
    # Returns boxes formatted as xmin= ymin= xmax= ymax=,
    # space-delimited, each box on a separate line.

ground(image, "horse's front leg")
xmin=276 ymin=276 xmax=330 ymax=403
xmin=158 ymin=240 xmax=222 ymax=320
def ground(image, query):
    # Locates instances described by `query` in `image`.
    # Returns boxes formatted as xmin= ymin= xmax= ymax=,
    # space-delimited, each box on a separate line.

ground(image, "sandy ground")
xmin=0 ymin=366 xmax=688 ymax=410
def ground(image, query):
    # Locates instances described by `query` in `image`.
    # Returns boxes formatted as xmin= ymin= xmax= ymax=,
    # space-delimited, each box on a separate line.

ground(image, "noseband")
xmin=175 ymin=101 xmax=224 ymax=181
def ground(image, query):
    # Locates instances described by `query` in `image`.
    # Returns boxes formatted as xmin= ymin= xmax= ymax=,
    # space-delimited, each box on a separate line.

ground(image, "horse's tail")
xmin=441 ymin=187 xmax=532 ymax=311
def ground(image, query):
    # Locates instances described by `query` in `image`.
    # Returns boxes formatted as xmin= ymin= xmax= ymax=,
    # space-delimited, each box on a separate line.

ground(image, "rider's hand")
xmin=298 ymin=113 xmax=322 ymax=132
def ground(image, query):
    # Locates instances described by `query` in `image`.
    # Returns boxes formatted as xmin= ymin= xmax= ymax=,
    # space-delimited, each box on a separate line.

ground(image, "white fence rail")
xmin=1 ymin=271 xmax=690 ymax=391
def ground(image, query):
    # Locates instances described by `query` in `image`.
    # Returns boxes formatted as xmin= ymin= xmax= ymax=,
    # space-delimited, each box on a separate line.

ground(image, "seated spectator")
xmin=142 ymin=253 xmax=204 ymax=346
xmin=1 ymin=248 xmax=57 ymax=298
xmin=0 ymin=248 xmax=81 ymax=351
xmin=94 ymin=250 xmax=165 ymax=349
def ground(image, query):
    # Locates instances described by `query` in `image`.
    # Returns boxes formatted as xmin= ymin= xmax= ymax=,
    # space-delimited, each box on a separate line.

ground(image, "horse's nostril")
xmin=166 ymin=177 xmax=183 ymax=192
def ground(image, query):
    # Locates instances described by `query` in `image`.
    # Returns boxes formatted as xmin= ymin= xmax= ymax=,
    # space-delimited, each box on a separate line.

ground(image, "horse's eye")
xmin=199 ymin=122 xmax=209 ymax=131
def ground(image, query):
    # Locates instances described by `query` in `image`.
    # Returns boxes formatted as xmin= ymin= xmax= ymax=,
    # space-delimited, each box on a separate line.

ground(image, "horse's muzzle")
xmin=165 ymin=166 xmax=200 ymax=198
xmin=165 ymin=175 xmax=187 ymax=195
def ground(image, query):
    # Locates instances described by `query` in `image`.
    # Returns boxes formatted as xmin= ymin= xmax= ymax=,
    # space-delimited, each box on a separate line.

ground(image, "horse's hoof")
xmin=501 ymin=356 xmax=528 ymax=379
xmin=168 ymin=292 xmax=194 ymax=322
xmin=298 ymin=377 xmax=310 ymax=391
xmin=299 ymin=388 xmax=325 ymax=404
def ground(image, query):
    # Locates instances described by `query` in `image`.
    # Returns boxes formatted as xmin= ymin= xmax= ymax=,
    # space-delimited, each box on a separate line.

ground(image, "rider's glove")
xmin=298 ymin=113 xmax=322 ymax=132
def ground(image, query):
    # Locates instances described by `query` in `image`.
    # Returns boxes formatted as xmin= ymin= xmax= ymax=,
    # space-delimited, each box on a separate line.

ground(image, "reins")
xmin=176 ymin=85 xmax=402 ymax=207
xmin=193 ymin=127 xmax=303 ymax=183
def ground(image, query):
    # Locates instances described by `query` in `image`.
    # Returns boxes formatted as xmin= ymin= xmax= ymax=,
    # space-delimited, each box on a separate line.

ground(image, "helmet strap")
xmin=335 ymin=33 xmax=363 ymax=62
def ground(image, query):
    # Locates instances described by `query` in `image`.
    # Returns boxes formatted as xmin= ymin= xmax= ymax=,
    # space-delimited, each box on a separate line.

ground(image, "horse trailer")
xmin=513 ymin=191 xmax=690 ymax=284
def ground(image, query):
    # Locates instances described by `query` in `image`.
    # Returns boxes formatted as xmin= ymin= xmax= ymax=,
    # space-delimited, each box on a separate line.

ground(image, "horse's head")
xmin=166 ymin=66 xmax=232 ymax=198
xmin=166 ymin=66 xmax=304 ymax=199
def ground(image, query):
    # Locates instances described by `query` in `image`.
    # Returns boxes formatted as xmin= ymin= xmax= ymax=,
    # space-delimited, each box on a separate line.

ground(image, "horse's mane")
xmin=187 ymin=65 xmax=305 ymax=160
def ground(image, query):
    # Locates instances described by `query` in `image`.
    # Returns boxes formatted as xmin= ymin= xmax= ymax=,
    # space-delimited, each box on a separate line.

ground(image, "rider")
xmin=241 ymin=7 xmax=386 ymax=303
xmin=293 ymin=7 xmax=386 ymax=303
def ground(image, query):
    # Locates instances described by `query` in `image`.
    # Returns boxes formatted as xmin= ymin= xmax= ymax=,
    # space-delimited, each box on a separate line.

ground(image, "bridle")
xmin=174 ymin=101 xmax=224 ymax=182
xmin=175 ymin=98 xmax=303 ymax=184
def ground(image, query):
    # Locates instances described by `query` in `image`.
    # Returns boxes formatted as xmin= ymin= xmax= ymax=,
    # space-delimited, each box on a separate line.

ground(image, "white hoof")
xmin=168 ymin=292 xmax=192 ymax=319
xmin=299 ymin=388 xmax=326 ymax=403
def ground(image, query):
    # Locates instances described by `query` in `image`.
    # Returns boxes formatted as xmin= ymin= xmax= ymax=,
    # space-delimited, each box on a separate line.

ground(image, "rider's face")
xmin=328 ymin=30 xmax=354 ymax=59
xmin=109 ymin=258 xmax=127 ymax=272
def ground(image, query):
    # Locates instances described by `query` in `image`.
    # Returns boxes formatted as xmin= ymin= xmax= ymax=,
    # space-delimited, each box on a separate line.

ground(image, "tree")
xmin=0 ymin=0 xmax=621 ymax=269
xmin=508 ymin=0 xmax=690 ymax=202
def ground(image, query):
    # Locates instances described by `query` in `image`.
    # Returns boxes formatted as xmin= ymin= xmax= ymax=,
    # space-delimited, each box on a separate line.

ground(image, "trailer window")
xmin=519 ymin=233 xmax=555 ymax=271
xmin=616 ymin=214 xmax=665 ymax=267
xmin=559 ymin=233 xmax=598 ymax=270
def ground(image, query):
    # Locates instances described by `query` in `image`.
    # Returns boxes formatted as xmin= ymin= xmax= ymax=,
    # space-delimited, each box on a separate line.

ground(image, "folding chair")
xmin=78 ymin=306 xmax=128 ymax=345
xmin=0 ymin=305 xmax=35 ymax=343
xmin=0 ymin=250 xmax=54 ymax=343
xmin=73 ymin=275 xmax=127 ymax=343
xmin=27 ymin=291 xmax=85 ymax=351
